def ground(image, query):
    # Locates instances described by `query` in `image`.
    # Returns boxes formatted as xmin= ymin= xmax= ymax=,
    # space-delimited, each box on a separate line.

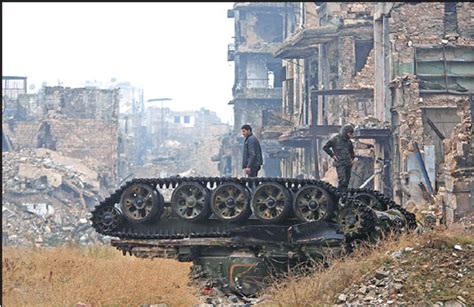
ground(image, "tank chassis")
xmin=91 ymin=176 xmax=416 ymax=297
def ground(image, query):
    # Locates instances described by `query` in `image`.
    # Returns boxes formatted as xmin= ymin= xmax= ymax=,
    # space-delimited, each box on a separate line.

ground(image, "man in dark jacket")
xmin=322 ymin=124 xmax=355 ymax=192
xmin=241 ymin=124 xmax=263 ymax=177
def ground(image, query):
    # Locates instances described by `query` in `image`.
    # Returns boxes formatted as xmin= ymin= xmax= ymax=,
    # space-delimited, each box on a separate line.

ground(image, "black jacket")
xmin=322 ymin=133 xmax=354 ymax=166
xmin=242 ymin=134 xmax=263 ymax=169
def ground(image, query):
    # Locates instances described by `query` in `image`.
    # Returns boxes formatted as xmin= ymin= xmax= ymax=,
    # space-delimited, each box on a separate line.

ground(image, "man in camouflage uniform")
xmin=322 ymin=124 xmax=355 ymax=192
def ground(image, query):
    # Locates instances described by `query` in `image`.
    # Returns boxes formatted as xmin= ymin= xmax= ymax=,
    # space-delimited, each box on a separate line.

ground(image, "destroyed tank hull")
xmin=90 ymin=177 xmax=416 ymax=298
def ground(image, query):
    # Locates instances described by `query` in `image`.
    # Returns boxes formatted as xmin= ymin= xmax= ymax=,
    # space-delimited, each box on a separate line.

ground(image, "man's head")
xmin=341 ymin=124 xmax=354 ymax=139
xmin=241 ymin=124 xmax=252 ymax=138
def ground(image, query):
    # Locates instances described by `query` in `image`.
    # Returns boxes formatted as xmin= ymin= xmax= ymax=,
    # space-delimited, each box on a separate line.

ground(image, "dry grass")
xmin=264 ymin=226 xmax=474 ymax=305
xmin=2 ymin=244 xmax=199 ymax=306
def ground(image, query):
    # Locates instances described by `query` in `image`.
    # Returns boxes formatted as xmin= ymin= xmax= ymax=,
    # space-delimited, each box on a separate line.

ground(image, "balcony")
xmin=235 ymin=42 xmax=281 ymax=55
xmin=274 ymin=21 xmax=373 ymax=59
xmin=232 ymin=87 xmax=282 ymax=101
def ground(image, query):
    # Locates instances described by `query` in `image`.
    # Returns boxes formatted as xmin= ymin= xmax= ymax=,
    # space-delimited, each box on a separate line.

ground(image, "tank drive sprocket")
xmin=348 ymin=188 xmax=417 ymax=230
xmin=337 ymin=197 xmax=377 ymax=241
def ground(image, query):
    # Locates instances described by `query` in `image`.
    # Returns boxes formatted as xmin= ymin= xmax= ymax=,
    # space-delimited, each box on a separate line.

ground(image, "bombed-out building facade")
xmin=221 ymin=2 xmax=473 ymax=224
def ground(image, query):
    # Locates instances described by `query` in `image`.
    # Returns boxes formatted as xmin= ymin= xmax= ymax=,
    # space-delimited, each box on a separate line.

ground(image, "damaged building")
xmin=221 ymin=2 xmax=287 ymax=177
xmin=222 ymin=2 xmax=473 ymax=224
xmin=2 ymin=78 xmax=231 ymax=246
xmin=2 ymin=80 xmax=121 ymax=246
xmin=2 ymin=81 xmax=121 ymax=186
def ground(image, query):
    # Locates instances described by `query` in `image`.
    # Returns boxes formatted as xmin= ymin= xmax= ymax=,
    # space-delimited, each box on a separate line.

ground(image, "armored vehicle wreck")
xmin=91 ymin=176 xmax=416 ymax=297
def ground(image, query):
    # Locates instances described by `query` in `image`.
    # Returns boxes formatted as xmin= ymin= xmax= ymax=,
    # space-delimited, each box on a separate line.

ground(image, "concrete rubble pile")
xmin=336 ymin=241 xmax=473 ymax=306
xmin=2 ymin=148 xmax=112 ymax=247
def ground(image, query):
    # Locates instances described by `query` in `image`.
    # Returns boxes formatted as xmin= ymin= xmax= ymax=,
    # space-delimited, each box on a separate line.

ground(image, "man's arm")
xmin=349 ymin=141 xmax=355 ymax=160
xmin=246 ymin=137 xmax=258 ymax=167
xmin=322 ymin=137 xmax=335 ymax=158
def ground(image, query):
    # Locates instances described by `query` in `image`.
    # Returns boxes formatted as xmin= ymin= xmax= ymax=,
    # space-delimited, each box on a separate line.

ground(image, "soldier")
xmin=241 ymin=124 xmax=263 ymax=177
xmin=322 ymin=124 xmax=355 ymax=192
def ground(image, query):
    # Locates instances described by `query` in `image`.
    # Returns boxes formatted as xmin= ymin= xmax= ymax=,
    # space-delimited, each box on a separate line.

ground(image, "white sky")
xmin=2 ymin=2 xmax=236 ymax=124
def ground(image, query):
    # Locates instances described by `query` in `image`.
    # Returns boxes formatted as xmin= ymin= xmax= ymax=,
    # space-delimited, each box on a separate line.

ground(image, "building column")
xmin=373 ymin=3 xmax=392 ymax=192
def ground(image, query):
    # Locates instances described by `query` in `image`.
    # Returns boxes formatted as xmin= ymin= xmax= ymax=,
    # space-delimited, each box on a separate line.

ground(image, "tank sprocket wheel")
xmin=337 ymin=198 xmax=376 ymax=240
xmin=91 ymin=205 xmax=123 ymax=233
xmin=171 ymin=181 xmax=211 ymax=222
xmin=347 ymin=188 xmax=388 ymax=211
xmin=250 ymin=182 xmax=292 ymax=223
xmin=349 ymin=188 xmax=417 ymax=230
xmin=293 ymin=185 xmax=336 ymax=222
xmin=120 ymin=183 xmax=163 ymax=223
xmin=377 ymin=193 xmax=417 ymax=230
xmin=211 ymin=182 xmax=251 ymax=222
xmin=389 ymin=204 xmax=417 ymax=230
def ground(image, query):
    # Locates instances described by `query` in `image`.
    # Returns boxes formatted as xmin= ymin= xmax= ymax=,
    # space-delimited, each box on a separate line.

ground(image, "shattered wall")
xmin=47 ymin=119 xmax=118 ymax=175
xmin=41 ymin=86 xmax=119 ymax=122
xmin=308 ymin=2 xmax=376 ymax=128
xmin=3 ymin=121 xmax=40 ymax=149
xmin=234 ymin=4 xmax=285 ymax=53
xmin=339 ymin=2 xmax=375 ymax=19
xmin=389 ymin=2 xmax=474 ymax=70
xmin=456 ymin=2 xmax=474 ymax=38
xmin=234 ymin=100 xmax=281 ymax=136
xmin=440 ymin=99 xmax=473 ymax=224
xmin=3 ymin=85 xmax=121 ymax=183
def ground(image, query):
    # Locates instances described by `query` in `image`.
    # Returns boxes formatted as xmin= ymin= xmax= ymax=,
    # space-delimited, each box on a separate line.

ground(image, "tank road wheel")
xmin=349 ymin=189 xmax=388 ymax=211
xmin=92 ymin=206 xmax=123 ymax=233
xmin=211 ymin=182 xmax=251 ymax=222
xmin=337 ymin=198 xmax=376 ymax=240
xmin=120 ymin=183 xmax=163 ymax=223
xmin=171 ymin=182 xmax=211 ymax=221
xmin=293 ymin=185 xmax=335 ymax=222
xmin=250 ymin=182 xmax=292 ymax=223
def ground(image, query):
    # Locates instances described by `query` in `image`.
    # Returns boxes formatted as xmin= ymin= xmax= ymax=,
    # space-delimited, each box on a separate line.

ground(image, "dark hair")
xmin=241 ymin=124 xmax=252 ymax=132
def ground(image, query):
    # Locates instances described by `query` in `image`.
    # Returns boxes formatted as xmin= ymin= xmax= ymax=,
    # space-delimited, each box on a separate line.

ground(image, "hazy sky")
xmin=2 ymin=2 xmax=236 ymax=124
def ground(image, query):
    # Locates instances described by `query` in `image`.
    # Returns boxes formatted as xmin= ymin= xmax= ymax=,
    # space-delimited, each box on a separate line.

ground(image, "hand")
xmin=244 ymin=167 xmax=251 ymax=174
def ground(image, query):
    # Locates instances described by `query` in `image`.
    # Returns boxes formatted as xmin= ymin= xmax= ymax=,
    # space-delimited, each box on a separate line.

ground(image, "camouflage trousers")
xmin=336 ymin=164 xmax=352 ymax=192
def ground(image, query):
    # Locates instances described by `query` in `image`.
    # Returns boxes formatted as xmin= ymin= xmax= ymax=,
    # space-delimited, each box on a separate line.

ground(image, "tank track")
xmin=347 ymin=188 xmax=417 ymax=230
xmin=91 ymin=177 xmax=415 ymax=240
xmin=91 ymin=177 xmax=339 ymax=240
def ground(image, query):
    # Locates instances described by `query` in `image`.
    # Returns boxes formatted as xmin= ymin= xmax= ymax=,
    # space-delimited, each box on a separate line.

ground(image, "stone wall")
xmin=441 ymin=99 xmax=473 ymax=224
xmin=48 ymin=119 xmax=118 ymax=173
xmin=3 ymin=122 xmax=40 ymax=149
xmin=456 ymin=2 xmax=474 ymax=38
xmin=389 ymin=2 xmax=474 ymax=66
xmin=4 ymin=118 xmax=119 ymax=182
xmin=41 ymin=86 xmax=119 ymax=122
